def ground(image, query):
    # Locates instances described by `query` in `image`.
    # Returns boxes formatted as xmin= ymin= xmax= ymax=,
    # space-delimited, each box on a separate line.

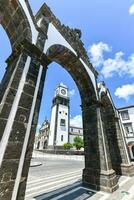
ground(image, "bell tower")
xmin=48 ymin=83 xmax=70 ymax=149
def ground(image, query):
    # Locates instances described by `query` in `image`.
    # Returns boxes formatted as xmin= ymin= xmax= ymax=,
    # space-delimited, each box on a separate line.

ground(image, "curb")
xmin=30 ymin=162 xmax=42 ymax=167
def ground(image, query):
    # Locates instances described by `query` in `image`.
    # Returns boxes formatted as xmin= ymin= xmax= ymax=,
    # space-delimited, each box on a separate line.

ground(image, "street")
xmin=25 ymin=155 xmax=86 ymax=200
xmin=25 ymin=153 xmax=134 ymax=200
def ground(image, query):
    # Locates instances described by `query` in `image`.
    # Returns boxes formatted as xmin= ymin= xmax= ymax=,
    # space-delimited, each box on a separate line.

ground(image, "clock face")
xmin=61 ymin=89 xmax=66 ymax=95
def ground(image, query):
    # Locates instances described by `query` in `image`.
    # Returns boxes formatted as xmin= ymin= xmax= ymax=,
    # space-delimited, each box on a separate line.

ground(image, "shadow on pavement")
xmin=34 ymin=181 xmax=96 ymax=200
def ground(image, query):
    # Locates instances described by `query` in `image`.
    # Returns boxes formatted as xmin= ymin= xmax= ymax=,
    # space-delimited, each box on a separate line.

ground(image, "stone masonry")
xmin=0 ymin=1 xmax=134 ymax=200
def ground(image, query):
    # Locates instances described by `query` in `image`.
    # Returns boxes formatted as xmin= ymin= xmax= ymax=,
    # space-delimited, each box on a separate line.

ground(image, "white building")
xmin=35 ymin=83 xmax=83 ymax=150
xmin=48 ymin=83 xmax=70 ymax=149
xmin=69 ymin=126 xmax=83 ymax=144
xmin=34 ymin=120 xmax=50 ymax=150
xmin=35 ymin=83 xmax=134 ymax=157
xmin=118 ymin=105 xmax=134 ymax=160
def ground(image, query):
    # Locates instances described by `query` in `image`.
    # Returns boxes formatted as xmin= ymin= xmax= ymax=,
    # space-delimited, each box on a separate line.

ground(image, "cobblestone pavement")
xmin=25 ymin=153 xmax=134 ymax=200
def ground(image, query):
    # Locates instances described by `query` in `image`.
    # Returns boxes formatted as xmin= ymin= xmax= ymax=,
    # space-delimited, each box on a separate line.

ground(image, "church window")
xmin=61 ymin=135 xmax=63 ymax=141
xmin=60 ymin=119 xmax=66 ymax=126
xmin=124 ymin=123 xmax=134 ymax=136
xmin=121 ymin=110 xmax=129 ymax=120
xmin=71 ymin=128 xmax=73 ymax=132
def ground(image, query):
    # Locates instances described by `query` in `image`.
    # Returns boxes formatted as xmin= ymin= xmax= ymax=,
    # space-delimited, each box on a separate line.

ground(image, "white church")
xmin=35 ymin=83 xmax=83 ymax=150
xmin=35 ymin=83 xmax=134 ymax=160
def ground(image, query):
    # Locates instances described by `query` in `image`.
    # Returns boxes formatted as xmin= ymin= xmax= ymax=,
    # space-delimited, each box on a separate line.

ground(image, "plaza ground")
xmin=25 ymin=151 xmax=134 ymax=200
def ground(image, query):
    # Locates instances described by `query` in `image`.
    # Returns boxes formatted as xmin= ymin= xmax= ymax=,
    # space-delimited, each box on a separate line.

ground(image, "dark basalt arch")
xmin=0 ymin=0 xmax=32 ymax=49
xmin=0 ymin=1 xmax=133 ymax=200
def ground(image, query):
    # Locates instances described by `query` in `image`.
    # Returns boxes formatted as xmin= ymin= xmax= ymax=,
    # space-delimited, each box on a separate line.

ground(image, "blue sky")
xmin=0 ymin=0 xmax=134 ymax=128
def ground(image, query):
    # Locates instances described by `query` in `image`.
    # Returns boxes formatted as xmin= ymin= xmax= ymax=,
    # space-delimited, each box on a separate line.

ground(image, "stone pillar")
xmin=0 ymin=49 xmax=49 ymax=200
xmin=82 ymin=103 xmax=118 ymax=193
xmin=16 ymin=65 xmax=48 ymax=200
xmin=100 ymin=95 xmax=134 ymax=177
xmin=113 ymin=114 xmax=134 ymax=176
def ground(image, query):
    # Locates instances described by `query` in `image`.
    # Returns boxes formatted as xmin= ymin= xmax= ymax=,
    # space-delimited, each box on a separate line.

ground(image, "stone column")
xmin=100 ymin=96 xmax=134 ymax=177
xmin=82 ymin=103 xmax=118 ymax=193
xmin=0 ymin=48 xmax=49 ymax=200
xmin=113 ymin=113 xmax=134 ymax=176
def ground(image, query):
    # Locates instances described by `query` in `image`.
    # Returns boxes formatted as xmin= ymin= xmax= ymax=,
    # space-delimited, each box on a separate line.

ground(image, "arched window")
xmin=61 ymin=135 xmax=63 ymax=141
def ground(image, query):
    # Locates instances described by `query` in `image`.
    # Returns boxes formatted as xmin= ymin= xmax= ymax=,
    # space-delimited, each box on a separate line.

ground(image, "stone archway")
xmin=0 ymin=0 xmax=33 ymax=105
xmin=45 ymin=44 xmax=118 ymax=192
xmin=99 ymin=82 xmax=134 ymax=176
xmin=0 ymin=1 xmax=133 ymax=200
xmin=0 ymin=0 xmax=32 ymax=48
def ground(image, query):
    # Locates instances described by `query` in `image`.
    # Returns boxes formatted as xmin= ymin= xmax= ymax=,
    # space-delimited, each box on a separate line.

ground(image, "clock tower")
xmin=48 ymin=83 xmax=70 ymax=149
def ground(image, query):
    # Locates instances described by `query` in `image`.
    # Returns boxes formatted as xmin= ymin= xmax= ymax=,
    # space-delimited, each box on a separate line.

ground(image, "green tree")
xmin=63 ymin=142 xmax=73 ymax=150
xmin=73 ymin=136 xmax=84 ymax=150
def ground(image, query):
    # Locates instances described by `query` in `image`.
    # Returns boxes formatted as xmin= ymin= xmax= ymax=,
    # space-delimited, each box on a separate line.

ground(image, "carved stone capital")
xmin=6 ymin=39 xmax=51 ymax=68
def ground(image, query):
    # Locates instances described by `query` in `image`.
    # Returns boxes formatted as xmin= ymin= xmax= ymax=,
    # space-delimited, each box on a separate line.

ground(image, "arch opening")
xmin=25 ymin=43 xmax=105 ymax=199
xmin=35 ymin=62 xmax=83 ymax=150
xmin=45 ymin=45 xmax=100 ymax=173
xmin=46 ymin=44 xmax=97 ymax=106
xmin=25 ymin=61 xmax=85 ymax=199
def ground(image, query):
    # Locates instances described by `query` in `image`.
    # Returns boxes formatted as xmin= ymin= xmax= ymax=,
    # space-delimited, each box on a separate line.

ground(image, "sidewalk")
xmin=32 ymin=150 xmax=84 ymax=161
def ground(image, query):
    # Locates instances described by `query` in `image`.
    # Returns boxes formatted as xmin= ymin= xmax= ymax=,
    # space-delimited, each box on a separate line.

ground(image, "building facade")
xmin=118 ymin=105 xmax=134 ymax=160
xmin=35 ymin=84 xmax=134 ymax=160
xmin=69 ymin=126 xmax=83 ymax=144
xmin=48 ymin=83 xmax=70 ymax=149
xmin=35 ymin=83 xmax=83 ymax=150
xmin=34 ymin=120 xmax=50 ymax=150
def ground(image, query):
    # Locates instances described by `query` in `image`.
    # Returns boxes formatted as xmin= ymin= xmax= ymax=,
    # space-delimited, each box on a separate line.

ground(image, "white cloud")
xmin=70 ymin=115 xmax=83 ymax=128
xmin=115 ymin=83 xmax=134 ymax=101
xmin=129 ymin=4 xmax=134 ymax=15
xmin=88 ymin=42 xmax=111 ymax=67
xmin=69 ymin=89 xmax=75 ymax=97
xmin=88 ymin=42 xmax=134 ymax=78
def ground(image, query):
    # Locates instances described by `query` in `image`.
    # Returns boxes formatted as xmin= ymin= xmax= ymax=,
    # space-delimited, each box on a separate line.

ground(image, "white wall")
xmin=119 ymin=107 xmax=134 ymax=139
xmin=48 ymin=105 xmax=57 ymax=146
xmin=119 ymin=106 xmax=134 ymax=159
xmin=48 ymin=104 xmax=69 ymax=147
xmin=69 ymin=127 xmax=83 ymax=135
xmin=56 ymin=105 xmax=69 ymax=146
